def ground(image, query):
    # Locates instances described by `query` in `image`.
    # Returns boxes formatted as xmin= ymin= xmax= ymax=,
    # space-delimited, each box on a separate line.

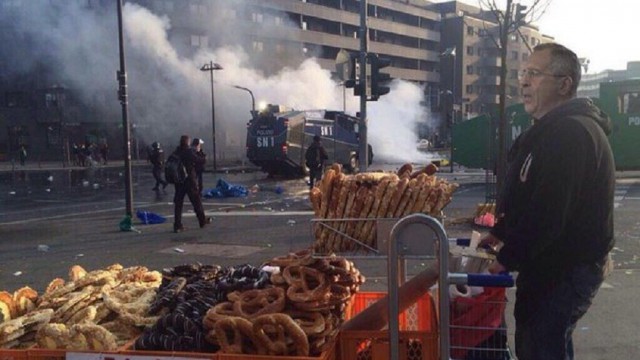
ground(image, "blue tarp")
xmin=136 ymin=210 xmax=167 ymax=224
xmin=204 ymin=179 xmax=249 ymax=198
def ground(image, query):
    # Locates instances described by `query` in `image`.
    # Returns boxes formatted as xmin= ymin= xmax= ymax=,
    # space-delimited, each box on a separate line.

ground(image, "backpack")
xmin=305 ymin=144 xmax=321 ymax=168
xmin=164 ymin=151 xmax=186 ymax=184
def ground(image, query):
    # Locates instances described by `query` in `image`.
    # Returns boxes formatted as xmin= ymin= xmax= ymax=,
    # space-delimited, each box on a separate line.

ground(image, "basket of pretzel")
xmin=0 ymin=264 xmax=163 ymax=351
xmin=310 ymin=163 xmax=458 ymax=254
xmin=202 ymin=249 xmax=364 ymax=357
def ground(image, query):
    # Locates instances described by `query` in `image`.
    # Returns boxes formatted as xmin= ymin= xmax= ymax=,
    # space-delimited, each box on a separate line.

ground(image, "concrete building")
xmin=578 ymin=61 xmax=640 ymax=99
xmin=429 ymin=1 xmax=552 ymax=121
xmin=0 ymin=0 xmax=552 ymax=161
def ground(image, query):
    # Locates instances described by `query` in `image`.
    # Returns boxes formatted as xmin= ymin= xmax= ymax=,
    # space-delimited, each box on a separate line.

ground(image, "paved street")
xmin=1 ymin=161 xmax=639 ymax=359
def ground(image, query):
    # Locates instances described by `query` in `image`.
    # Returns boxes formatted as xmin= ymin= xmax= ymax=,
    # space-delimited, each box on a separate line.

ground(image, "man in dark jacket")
xmin=305 ymin=135 xmax=329 ymax=189
xmin=480 ymin=43 xmax=615 ymax=360
xmin=191 ymin=138 xmax=206 ymax=194
xmin=172 ymin=135 xmax=211 ymax=233
xmin=148 ymin=142 xmax=168 ymax=191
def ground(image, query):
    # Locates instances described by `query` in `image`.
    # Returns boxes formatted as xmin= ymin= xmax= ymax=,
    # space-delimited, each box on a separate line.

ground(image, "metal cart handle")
xmin=467 ymin=273 xmax=514 ymax=287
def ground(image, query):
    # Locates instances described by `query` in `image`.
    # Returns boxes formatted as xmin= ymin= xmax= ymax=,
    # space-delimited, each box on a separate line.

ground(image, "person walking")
xmin=172 ymin=135 xmax=211 ymax=233
xmin=191 ymin=138 xmax=206 ymax=194
xmin=479 ymin=43 xmax=615 ymax=360
xmin=305 ymin=135 xmax=328 ymax=189
xmin=148 ymin=142 xmax=168 ymax=191
xmin=18 ymin=145 xmax=27 ymax=166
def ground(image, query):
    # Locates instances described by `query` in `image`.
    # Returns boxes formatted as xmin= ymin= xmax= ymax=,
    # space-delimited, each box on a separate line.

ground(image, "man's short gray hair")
xmin=533 ymin=43 xmax=581 ymax=96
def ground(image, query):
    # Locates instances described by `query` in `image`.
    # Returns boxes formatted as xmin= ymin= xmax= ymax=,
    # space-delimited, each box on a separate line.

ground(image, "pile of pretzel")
xmin=202 ymin=250 xmax=364 ymax=356
xmin=135 ymin=263 xmax=269 ymax=352
xmin=310 ymin=163 xmax=458 ymax=253
xmin=0 ymin=264 xmax=162 ymax=350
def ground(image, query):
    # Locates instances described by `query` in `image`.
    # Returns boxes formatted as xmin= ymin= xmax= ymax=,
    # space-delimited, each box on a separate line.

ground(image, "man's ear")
xmin=558 ymin=76 xmax=573 ymax=96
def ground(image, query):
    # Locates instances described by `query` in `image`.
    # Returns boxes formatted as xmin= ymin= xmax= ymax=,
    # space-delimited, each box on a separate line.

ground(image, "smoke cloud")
xmin=1 ymin=1 xmax=437 ymax=164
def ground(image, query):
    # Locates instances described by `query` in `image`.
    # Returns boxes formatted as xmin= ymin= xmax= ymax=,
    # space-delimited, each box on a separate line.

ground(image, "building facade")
xmin=0 ymin=0 xmax=551 ymax=162
xmin=578 ymin=61 xmax=640 ymax=99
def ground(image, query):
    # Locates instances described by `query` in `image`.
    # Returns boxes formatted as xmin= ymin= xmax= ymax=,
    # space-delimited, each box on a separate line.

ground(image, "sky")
xmin=438 ymin=0 xmax=640 ymax=73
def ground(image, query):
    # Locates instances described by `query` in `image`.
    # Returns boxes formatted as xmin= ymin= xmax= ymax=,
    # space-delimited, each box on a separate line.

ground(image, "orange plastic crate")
xmin=345 ymin=292 xmax=436 ymax=332
xmin=340 ymin=292 xmax=439 ymax=360
xmin=119 ymin=349 xmax=218 ymax=359
xmin=339 ymin=330 xmax=437 ymax=360
xmin=0 ymin=349 xmax=28 ymax=360
xmin=216 ymin=343 xmax=335 ymax=360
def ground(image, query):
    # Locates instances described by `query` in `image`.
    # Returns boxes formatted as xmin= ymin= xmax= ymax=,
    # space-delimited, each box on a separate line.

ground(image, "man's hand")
xmin=487 ymin=260 xmax=507 ymax=274
xmin=478 ymin=233 xmax=507 ymax=274
xmin=478 ymin=233 xmax=503 ymax=252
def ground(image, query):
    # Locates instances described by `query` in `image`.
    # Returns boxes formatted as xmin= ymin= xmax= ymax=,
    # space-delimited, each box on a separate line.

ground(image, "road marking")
xmin=0 ymin=207 xmax=314 ymax=225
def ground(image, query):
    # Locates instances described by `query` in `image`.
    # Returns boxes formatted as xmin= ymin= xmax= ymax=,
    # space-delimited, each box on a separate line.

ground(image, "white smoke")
xmin=1 ymin=1 xmax=438 ymax=164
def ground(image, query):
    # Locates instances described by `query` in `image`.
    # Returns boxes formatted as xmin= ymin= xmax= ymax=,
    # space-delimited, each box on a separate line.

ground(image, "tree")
xmin=477 ymin=0 xmax=551 ymax=199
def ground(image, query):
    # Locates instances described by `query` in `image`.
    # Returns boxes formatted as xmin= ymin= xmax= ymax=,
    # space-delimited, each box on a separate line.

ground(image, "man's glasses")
xmin=518 ymin=68 xmax=568 ymax=81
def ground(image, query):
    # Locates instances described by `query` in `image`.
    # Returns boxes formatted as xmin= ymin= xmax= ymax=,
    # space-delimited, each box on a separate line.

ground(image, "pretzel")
xmin=283 ymin=266 xmax=329 ymax=302
xmin=204 ymin=302 xmax=237 ymax=329
xmin=69 ymin=265 xmax=87 ymax=281
xmin=310 ymin=187 xmax=322 ymax=216
xmin=286 ymin=310 xmax=326 ymax=335
xmin=12 ymin=286 xmax=38 ymax=317
xmin=397 ymin=163 xmax=413 ymax=178
xmin=267 ymin=248 xmax=314 ymax=268
xmin=36 ymin=323 xmax=70 ymax=349
xmin=44 ymin=278 xmax=65 ymax=297
xmin=70 ymin=323 xmax=118 ymax=351
xmin=67 ymin=305 xmax=97 ymax=325
xmin=228 ymin=287 xmax=285 ymax=319
xmin=214 ymin=316 xmax=264 ymax=354
xmin=0 ymin=308 xmax=53 ymax=345
xmin=252 ymin=313 xmax=309 ymax=356
xmin=386 ymin=177 xmax=410 ymax=217
xmin=0 ymin=291 xmax=16 ymax=320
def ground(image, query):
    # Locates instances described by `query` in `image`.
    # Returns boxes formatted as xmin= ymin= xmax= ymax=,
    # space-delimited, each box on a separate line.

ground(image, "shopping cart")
xmin=387 ymin=214 xmax=514 ymax=360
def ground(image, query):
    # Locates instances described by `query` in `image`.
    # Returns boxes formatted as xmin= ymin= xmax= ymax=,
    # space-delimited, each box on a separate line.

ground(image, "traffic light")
xmin=368 ymin=53 xmax=392 ymax=100
xmin=344 ymin=53 xmax=364 ymax=96
xmin=514 ymin=4 xmax=527 ymax=25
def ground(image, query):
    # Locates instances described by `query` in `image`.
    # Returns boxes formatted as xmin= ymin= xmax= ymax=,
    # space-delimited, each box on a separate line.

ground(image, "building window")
xmin=531 ymin=37 xmax=538 ymax=46
xmin=274 ymin=16 xmax=283 ymax=26
xmin=466 ymin=46 xmax=474 ymax=56
xmin=252 ymin=41 xmax=264 ymax=52
xmin=522 ymin=53 xmax=529 ymax=61
xmin=5 ymin=92 xmax=27 ymax=108
xmin=510 ymin=34 xmax=518 ymax=42
xmin=302 ymin=21 xmax=308 ymax=30
xmin=252 ymin=12 xmax=263 ymax=23
xmin=222 ymin=8 xmax=236 ymax=19
xmin=510 ymin=69 xmax=519 ymax=79
xmin=189 ymin=3 xmax=206 ymax=14
xmin=190 ymin=35 xmax=208 ymax=48
xmin=464 ymin=103 xmax=472 ymax=114
xmin=465 ymin=84 xmax=473 ymax=94
xmin=478 ymin=29 xmax=486 ymax=36
xmin=466 ymin=65 xmax=474 ymax=75
xmin=511 ymin=51 xmax=519 ymax=60
xmin=467 ymin=26 xmax=474 ymax=35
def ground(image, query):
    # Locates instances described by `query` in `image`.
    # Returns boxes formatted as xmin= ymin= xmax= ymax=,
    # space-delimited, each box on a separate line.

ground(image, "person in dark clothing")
xmin=18 ymin=145 xmax=27 ymax=166
xmin=191 ymin=138 xmax=206 ymax=194
xmin=172 ymin=135 xmax=211 ymax=233
xmin=479 ymin=43 xmax=615 ymax=360
xmin=99 ymin=142 xmax=109 ymax=165
xmin=148 ymin=142 xmax=168 ymax=191
xmin=305 ymin=135 xmax=329 ymax=189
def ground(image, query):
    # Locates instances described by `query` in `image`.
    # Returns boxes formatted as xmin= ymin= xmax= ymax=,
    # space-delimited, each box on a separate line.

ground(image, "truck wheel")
xmin=348 ymin=155 xmax=359 ymax=174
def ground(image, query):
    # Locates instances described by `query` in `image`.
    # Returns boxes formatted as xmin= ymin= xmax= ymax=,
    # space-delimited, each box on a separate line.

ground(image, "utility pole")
xmin=496 ymin=0 xmax=513 ymax=200
xmin=358 ymin=0 xmax=368 ymax=173
xmin=116 ymin=0 xmax=134 ymax=217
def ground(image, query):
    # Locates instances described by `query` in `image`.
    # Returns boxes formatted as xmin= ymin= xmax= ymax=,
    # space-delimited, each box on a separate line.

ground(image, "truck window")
xmin=619 ymin=92 xmax=640 ymax=114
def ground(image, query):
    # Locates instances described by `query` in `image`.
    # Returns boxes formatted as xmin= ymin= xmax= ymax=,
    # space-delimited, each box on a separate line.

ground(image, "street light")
xmin=232 ymin=85 xmax=255 ymax=116
xmin=440 ymin=47 xmax=456 ymax=173
xmin=200 ymin=61 xmax=223 ymax=172
xmin=117 ymin=0 xmax=134 ymax=218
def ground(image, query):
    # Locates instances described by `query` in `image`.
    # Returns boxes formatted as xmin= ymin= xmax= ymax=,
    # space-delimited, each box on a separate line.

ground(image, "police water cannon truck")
xmin=246 ymin=104 xmax=370 ymax=177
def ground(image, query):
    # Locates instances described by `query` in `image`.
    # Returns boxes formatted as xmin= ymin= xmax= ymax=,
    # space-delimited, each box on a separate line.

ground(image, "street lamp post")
xmin=200 ymin=61 xmax=223 ymax=172
xmin=233 ymin=85 xmax=255 ymax=115
xmin=440 ymin=47 xmax=456 ymax=173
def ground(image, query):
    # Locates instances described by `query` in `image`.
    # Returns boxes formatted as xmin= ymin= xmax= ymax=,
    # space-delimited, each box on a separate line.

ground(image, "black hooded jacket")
xmin=491 ymin=98 xmax=615 ymax=282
